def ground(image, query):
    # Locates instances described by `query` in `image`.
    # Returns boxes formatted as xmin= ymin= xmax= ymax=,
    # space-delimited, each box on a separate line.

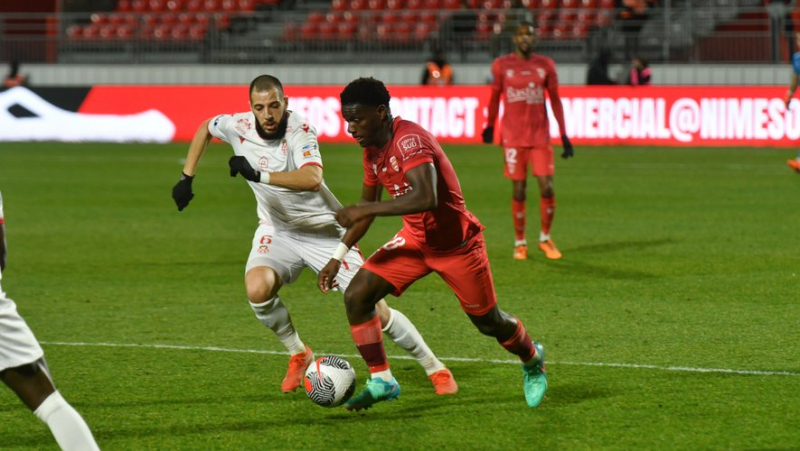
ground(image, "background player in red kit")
xmin=318 ymin=77 xmax=547 ymax=411
xmin=482 ymin=21 xmax=574 ymax=261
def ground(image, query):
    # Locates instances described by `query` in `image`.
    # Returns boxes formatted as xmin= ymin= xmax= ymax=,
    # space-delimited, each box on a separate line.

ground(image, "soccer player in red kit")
xmin=318 ymin=77 xmax=547 ymax=411
xmin=482 ymin=21 xmax=574 ymax=261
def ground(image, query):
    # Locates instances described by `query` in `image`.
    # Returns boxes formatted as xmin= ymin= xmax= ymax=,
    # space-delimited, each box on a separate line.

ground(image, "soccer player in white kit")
xmin=171 ymin=75 xmax=457 ymax=396
xmin=0 ymin=190 xmax=100 ymax=450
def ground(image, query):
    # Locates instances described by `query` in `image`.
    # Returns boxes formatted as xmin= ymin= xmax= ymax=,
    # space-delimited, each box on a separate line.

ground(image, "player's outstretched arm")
xmin=318 ymin=184 xmax=378 ymax=293
xmin=267 ymin=165 xmax=322 ymax=191
xmin=787 ymin=72 xmax=799 ymax=108
xmin=336 ymin=164 xmax=437 ymax=228
xmin=172 ymin=119 xmax=213 ymax=211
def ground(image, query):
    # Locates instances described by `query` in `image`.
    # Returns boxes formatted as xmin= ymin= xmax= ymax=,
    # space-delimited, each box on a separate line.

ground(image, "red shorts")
xmin=503 ymin=145 xmax=554 ymax=180
xmin=362 ymin=229 xmax=498 ymax=316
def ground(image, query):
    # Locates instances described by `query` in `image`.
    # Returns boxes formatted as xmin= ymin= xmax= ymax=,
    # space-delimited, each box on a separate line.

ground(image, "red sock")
xmin=539 ymin=196 xmax=555 ymax=237
xmin=498 ymin=317 xmax=537 ymax=362
xmin=512 ymin=199 xmax=526 ymax=242
xmin=350 ymin=315 xmax=389 ymax=373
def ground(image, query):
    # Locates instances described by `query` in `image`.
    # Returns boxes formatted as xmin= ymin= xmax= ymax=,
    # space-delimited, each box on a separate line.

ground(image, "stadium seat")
xmin=319 ymin=20 xmax=337 ymax=39
xmin=595 ymin=9 xmax=612 ymax=26
xmin=184 ymin=0 xmax=202 ymax=11
xmin=406 ymin=0 xmax=424 ymax=10
xmin=539 ymin=0 xmax=558 ymax=9
xmin=90 ymin=13 xmax=109 ymax=26
xmin=238 ymin=0 xmax=255 ymax=10
xmin=171 ymin=24 xmax=189 ymax=40
xmin=441 ymin=0 xmax=460 ymax=9
xmin=299 ymin=22 xmax=318 ymax=40
xmin=385 ymin=0 xmax=404 ymax=10
xmin=419 ymin=11 xmax=437 ymax=24
xmin=423 ymin=0 xmax=440 ymax=9
xmin=178 ymin=12 xmax=194 ymax=25
xmin=307 ymin=11 xmax=325 ymax=24
xmin=399 ymin=10 xmax=416 ymax=23
xmin=413 ymin=22 xmax=431 ymax=41
xmin=368 ymin=0 xmax=387 ymax=10
xmin=141 ymin=13 xmax=158 ymax=27
xmin=166 ymin=0 xmax=182 ymax=12
xmin=394 ymin=21 xmax=411 ymax=43
xmin=118 ymin=0 xmax=132 ymax=12
xmin=117 ymin=24 xmax=135 ymax=39
xmin=579 ymin=0 xmax=597 ymax=7
xmin=598 ymin=0 xmax=614 ymax=8
xmin=100 ymin=24 xmax=120 ymax=40
xmin=381 ymin=11 xmax=398 ymax=23
xmin=338 ymin=21 xmax=357 ymax=39
xmin=161 ymin=13 xmax=178 ymax=25
xmin=331 ymin=0 xmax=347 ymax=11
xmin=203 ymin=0 xmax=221 ymax=11
xmin=66 ymin=24 xmax=83 ymax=40
xmin=221 ymin=0 xmax=237 ymax=11
xmin=131 ymin=0 xmax=148 ymax=12
xmin=195 ymin=12 xmax=210 ymax=26
xmin=188 ymin=23 xmax=207 ymax=39
xmin=149 ymin=0 xmax=167 ymax=11
xmin=349 ymin=0 xmax=367 ymax=10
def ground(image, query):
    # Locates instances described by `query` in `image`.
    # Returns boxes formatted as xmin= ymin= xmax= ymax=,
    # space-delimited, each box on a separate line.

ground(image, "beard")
xmin=254 ymin=111 xmax=289 ymax=140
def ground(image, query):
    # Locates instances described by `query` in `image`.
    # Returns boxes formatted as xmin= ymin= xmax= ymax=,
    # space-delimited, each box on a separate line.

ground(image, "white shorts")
xmin=0 ymin=291 xmax=44 ymax=371
xmin=245 ymin=224 xmax=363 ymax=292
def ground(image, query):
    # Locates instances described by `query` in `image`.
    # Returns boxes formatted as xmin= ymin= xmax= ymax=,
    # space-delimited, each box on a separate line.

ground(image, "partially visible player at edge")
xmin=482 ymin=21 xmax=574 ymax=260
xmin=171 ymin=75 xmax=457 ymax=396
xmin=318 ymin=77 xmax=546 ymax=411
xmin=0 ymin=190 xmax=100 ymax=450
xmin=785 ymin=31 xmax=800 ymax=173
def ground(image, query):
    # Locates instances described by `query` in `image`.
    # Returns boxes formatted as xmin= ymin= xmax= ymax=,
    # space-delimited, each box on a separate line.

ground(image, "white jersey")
xmin=0 ymin=189 xmax=4 ymax=290
xmin=208 ymin=111 xmax=344 ymax=239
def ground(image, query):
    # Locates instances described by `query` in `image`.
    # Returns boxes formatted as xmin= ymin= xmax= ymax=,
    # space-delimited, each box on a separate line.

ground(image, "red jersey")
xmin=362 ymin=117 xmax=483 ymax=251
xmin=487 ymin=53 xmax=567 ymax=148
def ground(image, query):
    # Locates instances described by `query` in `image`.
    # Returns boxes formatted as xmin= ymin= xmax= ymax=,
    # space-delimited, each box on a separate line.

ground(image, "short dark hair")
xmin=250 ymin=75 xmax=284 ymax=98
xmin=340 ymin=77 xmax=391 ymax=107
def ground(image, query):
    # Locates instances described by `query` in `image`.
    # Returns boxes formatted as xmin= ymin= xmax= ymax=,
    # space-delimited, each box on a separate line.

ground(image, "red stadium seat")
xmin=413 ymin=22 xmax=431 ymax=41
xmin=394 ymin=21 xmax=411 ymax=43
xmin=213 ymin=13 xmax=230 ymax=28
xmin=570 ymin=23 xmax=588 ymax=39
xmin=595 ymin=9 xmax=612 ymax=26
xmin=349 ymin=0 xmax=367 ymax=10
xmin=561 ymin=0 xmax=577 ymax=9
xmin=386 ymin=0 xmax=404 ymax=10
xmin=141 ymin=13 xmax=158 ymax=27
xmin=152 ymin=24 xmax=171 ymax=39
xmin=238 ymin=0 xmax=255 ymax=10
xmin=342 ymin=11 xmax=358 ymax=24
xmin=148 ymin=0 xmax=167 ymax=11
xmin=161 ymin=13 xmax=178 ymax=25
xmin=375 ymin=22 xmax=392 ymax=41
xmin=441 ymin=0 xmax=460 ymax=9
xmin=171 ymin=24 xmax=189 ymax=40
xmin=100 ymin=24 xmax=119 ymax=39
xmin=178 ymin=12 xmax=194 ymax=24
xmin=539 ymin=0 xmax=557 ymax=9
xmin=579 ymin=0 xmax=597 ymax=7
xmin=118 ymin=0 xmax=132 ymax=11
xmin=381 ymin=11 xmax=398 ymax=23
xmin=90 ymin=13 xmax=109 ymax=25
xmin=131 ymin=0 xmax=147 ymax=11
xmin=185 ymin=0 xmax=202 ymax=11
xmin=520 ymin=0 xmax=538 ymax=8
xmin=319 ymin=20 xmax=337 ymax=39
xmin=166 ymin=0 xmax=182 ymax=12
xmin=576 ymin=9 xmax=595 ymax=27
xmin=299 ymin=22 xmax=318 ymax=39
xmin=338 ymin=21 xmax=357 ymax=39
xmin=423 ymin=0 xmax=440 ymax=9
xmin=419 ymin=11 xmax=437 ymax=24
xmin=203 ymin=0 xmax=220 ymax=11
xmin=82 ymin=24 xmax=101 ymax=39
xmin=220 ymin=0 xmax=237 ymax=11
xmin=307 ymin=11 xmax=325 ymax=24
xmin=368 ymin=0 xmax=386 ymax=10
xmin=331 ymin=0 xmax=347 ymax=10
xmin=66 ymin=24 xmax=83 ymax=40
xmin=399 ymin=10 xmax=416 ymax=23
xmin=406 ymin=0 xmax=423 ymax=10
xmin=188 ymin=24 xmax=207 ymax=39
xmin=598 ymin=0 xmax=614 ymax=8
xmin=195 ymin=12 xmax=210 ymax=25
xmin=117 ymin=24 xmax=135 ymax=39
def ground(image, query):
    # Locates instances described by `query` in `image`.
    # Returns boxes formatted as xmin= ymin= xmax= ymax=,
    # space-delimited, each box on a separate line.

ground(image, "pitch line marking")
xmin=40 ymin=341 xmax=800 ymax=377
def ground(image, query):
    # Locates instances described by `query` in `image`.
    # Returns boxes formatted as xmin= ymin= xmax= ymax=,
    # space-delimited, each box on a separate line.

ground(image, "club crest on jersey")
xmin=397 ymin=134 xmax=421 ymax=159
xmin=389 ymin=156 xmax=399 ymax=172
xmin=301 ymin=123 xmax=310 ymax=133
xmin=259 ymin=156 xmax=269 ymax=171
xmin=506 ymin=69 xmax=514 ymax=78
xmin=257 ymin=234 xmax=272 ymax=253
xmin=235 ymin=118 xmax=252 ymax=135
xmin=537 ymin=68 xmax=546 ymax=79
xmin=281 ymin=140 xmax=287 ymax=155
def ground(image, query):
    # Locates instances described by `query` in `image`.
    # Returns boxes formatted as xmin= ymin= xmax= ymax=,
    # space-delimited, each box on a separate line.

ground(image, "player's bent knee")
xmin=245 ymin=266 xmax=281 ymax=303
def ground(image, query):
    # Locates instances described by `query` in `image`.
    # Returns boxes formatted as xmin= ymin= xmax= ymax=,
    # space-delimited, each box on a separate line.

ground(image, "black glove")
xmin=560 ymin=135 xmax=574 ymax=159
xmin=481 ymin=126 xmax=494 ymax=144
xmin=228 ymin=156 xmax=261 ymax=182
xmin=172 ymin=172 xmax=194 ymax=211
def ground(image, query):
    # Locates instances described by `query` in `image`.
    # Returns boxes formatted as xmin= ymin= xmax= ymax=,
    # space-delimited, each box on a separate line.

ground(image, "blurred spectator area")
xmin=0 ymin=0 xmax=798 ymax=64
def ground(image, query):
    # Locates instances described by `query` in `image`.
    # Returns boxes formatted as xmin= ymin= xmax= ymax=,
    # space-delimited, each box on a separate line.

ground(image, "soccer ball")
xmin=304 ymin=355 xmax=357 ymax=408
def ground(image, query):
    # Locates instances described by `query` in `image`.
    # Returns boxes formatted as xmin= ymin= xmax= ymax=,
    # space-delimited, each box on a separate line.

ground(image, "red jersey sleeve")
xmin=395 ymin=133 xmax=434 ymax=173
xmin=545 ymin=58 xmax=568 ymax=137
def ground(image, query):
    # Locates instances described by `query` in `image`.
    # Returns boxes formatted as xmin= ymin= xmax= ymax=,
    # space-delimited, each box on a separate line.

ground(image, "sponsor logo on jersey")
xmin=301 ymin=143 xmax=317 ymax=158
xmin=281 ymin=140 xmax=287 ymax=155
xmin=389 ymin=156 xmax=399 ymax=172
xmin=506 ymin=84 xmax=544 ymax=104
xmin=397 ymin=134 xmax=421 ymax=160
xmin=235 ymin=117 xmax=252 ymax=135
xmin=258 ymin=156 xmax=269 ymax=171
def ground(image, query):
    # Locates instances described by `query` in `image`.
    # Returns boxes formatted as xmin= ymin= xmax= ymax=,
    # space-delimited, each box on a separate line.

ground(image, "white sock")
xmin=514 ymin=239 xmax=527 ymax=247
xmin=250 ymin=297 xmax=306 ymax=355
xmin=383 ymin=308 xmax=445 ymax=376
xmin=34 ymin=391 xmax=99 ymax=451
xmin=539 ymin=232 xmax=550 ymax=242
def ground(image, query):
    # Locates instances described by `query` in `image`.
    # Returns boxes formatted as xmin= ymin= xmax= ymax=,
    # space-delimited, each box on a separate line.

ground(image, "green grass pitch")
xmin=0 ymin=142 xmax=798 ymax=449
